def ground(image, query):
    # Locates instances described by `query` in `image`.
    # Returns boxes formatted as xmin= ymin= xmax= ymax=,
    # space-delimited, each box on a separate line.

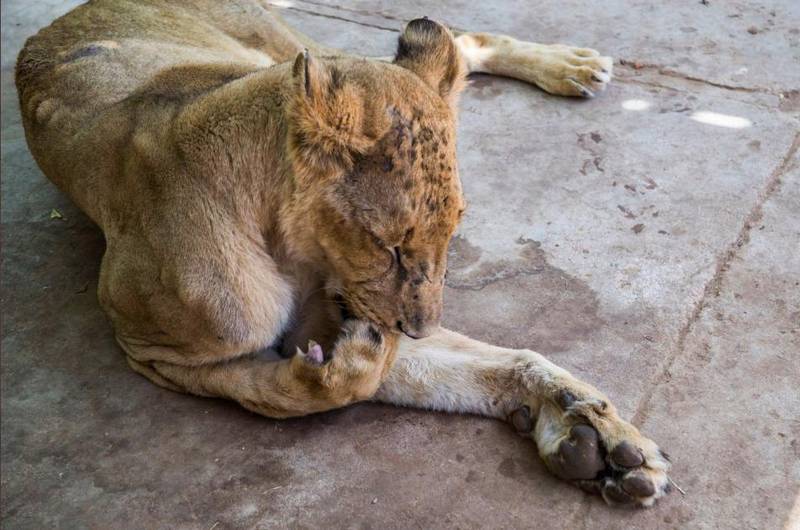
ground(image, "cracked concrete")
xmin=2 ymin=1 xmax=799 ymax=529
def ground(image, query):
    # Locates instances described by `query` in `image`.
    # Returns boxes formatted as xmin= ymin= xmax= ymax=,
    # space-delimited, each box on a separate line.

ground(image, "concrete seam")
xmin=270 ymin=3 xmax=400 ymax=33
xmin=614 ymin=76 xmax=781 ymax=113
xmin=446 ymin=267 xmax=544 ymax=292
xmin=630 ymin=131 xmax=800 ymax=426
xmin=292 ymin=0 xmax=407 ymax=25
xmin=618 ymin=59 xmax=779 ymax=95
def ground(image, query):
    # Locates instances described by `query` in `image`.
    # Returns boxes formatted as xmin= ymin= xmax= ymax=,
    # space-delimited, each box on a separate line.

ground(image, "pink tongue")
xmin=307 ymin=344 xmax=324 ymax=364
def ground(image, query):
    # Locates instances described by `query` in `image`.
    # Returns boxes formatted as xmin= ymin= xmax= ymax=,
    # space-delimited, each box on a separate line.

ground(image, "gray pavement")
xmin=2 ymin=1 xmax=799 ymax=529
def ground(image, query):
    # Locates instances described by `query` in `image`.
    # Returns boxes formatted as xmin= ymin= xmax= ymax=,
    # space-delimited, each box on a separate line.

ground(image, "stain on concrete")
xmin=576 ymin=132 xmax=606 ymax=175
xmin=469 ymin=74 xmax=503 ymax=101
xmin=447 ymin=234 xmax=482 ymax=270
xmin=444 ymin=237 xmax=603 ymax=353
xmin=778 ymin=89 xmax=800 ymax=112
xmin=617 ymin=204 xmax=637 ymax=219
xmin=497 ymin=457 xmax=531 ymax=482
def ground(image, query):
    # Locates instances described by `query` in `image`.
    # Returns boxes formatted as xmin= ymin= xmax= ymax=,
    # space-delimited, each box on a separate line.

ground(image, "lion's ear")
xmin=394 ymin=18 xmax=466 ymax=109
xmin=288 ymin=51 xmax=374 ymax=181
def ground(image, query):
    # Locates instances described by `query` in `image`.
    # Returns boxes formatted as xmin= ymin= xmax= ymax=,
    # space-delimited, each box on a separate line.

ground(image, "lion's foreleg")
xmin=374 ymin=328 xmax=672 ymax=506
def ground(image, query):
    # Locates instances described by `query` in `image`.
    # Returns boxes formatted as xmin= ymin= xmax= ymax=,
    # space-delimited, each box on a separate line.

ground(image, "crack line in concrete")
xmin=630 ymin=131 xmax=800 ymax=426
xmin=270 ymin=3 xmax=400 ymax=32
xmin=447 ymin=267 xmax=544 ymax=291
xmin=615 ymin=76 xmax=780 ymax=113
xmin=618 ymin=60 xmax=779 ymax=95
xmin=294 ymin=0 xmax=407 ymax=24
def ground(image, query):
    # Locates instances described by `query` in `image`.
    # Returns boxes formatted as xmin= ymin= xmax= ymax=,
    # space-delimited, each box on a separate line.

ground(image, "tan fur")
xmin=16 ymin=0 xmax=669 ymax=506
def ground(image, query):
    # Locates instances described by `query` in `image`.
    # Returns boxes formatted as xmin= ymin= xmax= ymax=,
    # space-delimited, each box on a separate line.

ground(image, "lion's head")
xmin=284 ymin=18 xmax=466 ymax=339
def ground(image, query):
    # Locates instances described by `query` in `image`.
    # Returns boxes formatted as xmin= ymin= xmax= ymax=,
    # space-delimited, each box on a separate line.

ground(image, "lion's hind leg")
xmin=455 ymin=32 xmax=613 ymax=97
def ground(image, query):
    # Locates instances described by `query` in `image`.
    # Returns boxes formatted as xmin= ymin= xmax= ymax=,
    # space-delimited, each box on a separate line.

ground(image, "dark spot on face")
xmin=382 ymin=157 xmax=394 ymax=173
xmin=403 ymin=179 xmax=414 ymax=191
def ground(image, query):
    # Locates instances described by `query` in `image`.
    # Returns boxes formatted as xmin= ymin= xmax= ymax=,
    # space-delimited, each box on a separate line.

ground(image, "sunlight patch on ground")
xmin=690 ymin=110 xmax=752 ymax=129
xmin=784 ymin=492 xmax=800 ymax=530
xmin=622 ymin=99 xmax=651 ymax=111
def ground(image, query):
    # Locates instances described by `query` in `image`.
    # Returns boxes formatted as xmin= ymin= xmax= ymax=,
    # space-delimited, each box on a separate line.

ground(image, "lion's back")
xmin=16 ymin=0 xmax=282 ymax=132
xmin=14 ymin=0 xmax=291 ymax=221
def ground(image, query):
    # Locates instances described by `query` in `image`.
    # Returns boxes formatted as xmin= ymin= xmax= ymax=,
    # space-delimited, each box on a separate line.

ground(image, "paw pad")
xmin=545 ymin=424 xmax=606 ymax=481
xmin=510 ymin=406 xmax=533 ymax=433
xmin=621 ymin=471 xmax=656 ymax=498
xmin=611 ymin=441 xmax=644 ymax=468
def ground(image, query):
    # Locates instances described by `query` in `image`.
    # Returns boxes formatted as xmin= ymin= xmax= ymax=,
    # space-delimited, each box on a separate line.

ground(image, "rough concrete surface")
xmin=1 ymin=1 xmax=799 ymax=529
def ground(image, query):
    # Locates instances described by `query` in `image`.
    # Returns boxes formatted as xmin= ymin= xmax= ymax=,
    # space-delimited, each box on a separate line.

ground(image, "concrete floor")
xmin=2 ymin=0 xmax=799 ymax=528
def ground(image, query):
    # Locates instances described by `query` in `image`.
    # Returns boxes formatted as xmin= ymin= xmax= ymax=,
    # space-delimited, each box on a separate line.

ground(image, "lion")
xmin=15 ymin=0 xmax=671 ymax=506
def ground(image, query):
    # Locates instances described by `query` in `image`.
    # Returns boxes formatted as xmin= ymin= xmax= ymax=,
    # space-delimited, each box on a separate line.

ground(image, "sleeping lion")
xmin=16 ymin=0 xmax=671 ymax=506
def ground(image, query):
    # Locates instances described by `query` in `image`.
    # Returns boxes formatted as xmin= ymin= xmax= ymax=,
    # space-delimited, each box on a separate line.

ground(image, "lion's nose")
xmin=396 ymin=318 xmax=439 ymax=339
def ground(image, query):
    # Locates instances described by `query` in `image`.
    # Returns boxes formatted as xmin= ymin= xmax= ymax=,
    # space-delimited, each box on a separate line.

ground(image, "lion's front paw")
xmin=533 ymin=44 xmax=613 ymax=98
xmin=512 ymin=380 xmax=671 ymax=507
xmin=292 ymin=320 xmax=389 ymax=392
